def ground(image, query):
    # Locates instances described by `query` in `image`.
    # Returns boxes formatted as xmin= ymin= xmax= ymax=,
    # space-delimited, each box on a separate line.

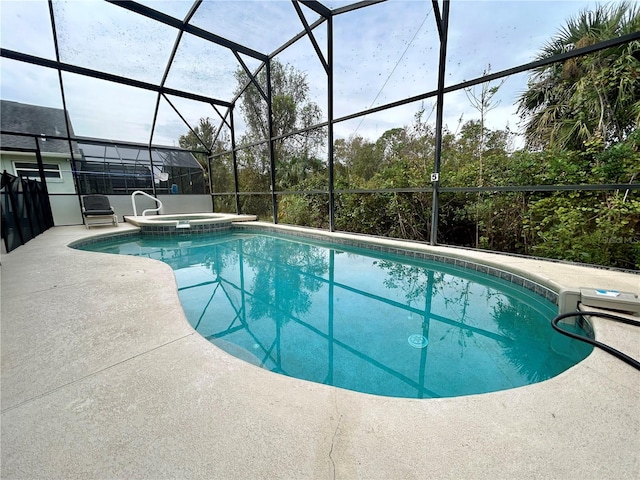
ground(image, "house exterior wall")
xmin=49 ymin=195 xmax=83 ymax=226
xmin=0 ymin=151 xmax=76 ymax=194
xmin=156 ymin=194 xmax=212 ymax=215
xmin=1 ymin=150 xmax=83 ymax=226
xmin=1 ymin=151 xmax=213 ymax=226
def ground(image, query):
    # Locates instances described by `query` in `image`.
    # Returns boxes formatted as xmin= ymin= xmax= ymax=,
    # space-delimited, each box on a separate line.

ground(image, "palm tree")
xmin=518 ymin=2 xmax=640 ymax=150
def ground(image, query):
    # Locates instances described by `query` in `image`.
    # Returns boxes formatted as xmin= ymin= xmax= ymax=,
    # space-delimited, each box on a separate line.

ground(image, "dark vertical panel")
xmin=47 ymin=0 xmax=84 ymax=217
xmin=34 ymin=142 xmax=55 ymax=228
xmin=266 ymin=60 xmax=278 ymax=223
xmin=430 ymin=0 xmax=449 ymax=245
xmin=327 ymin=15 xmax=335 ymax=231
xmin=0 ymin=169 xmax=54 ymax=252
xmin=230 ymin=107 xmax=241 ymax=214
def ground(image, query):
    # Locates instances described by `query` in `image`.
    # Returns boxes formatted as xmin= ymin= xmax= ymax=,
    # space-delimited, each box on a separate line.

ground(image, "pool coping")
xmin=2 ymin=223 xmax=639 ymax=479
xmin=123 ymin=213 xmax=257 ymax=235
xmin=69 ymin=221 xmax=638 ymax=326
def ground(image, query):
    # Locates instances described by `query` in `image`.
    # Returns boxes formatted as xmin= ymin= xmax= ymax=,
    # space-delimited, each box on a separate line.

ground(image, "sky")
xmin=0 ymin=0 xmax=608 ymax=149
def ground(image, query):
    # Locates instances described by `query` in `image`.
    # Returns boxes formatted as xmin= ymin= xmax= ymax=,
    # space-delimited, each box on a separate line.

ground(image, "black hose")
xmin=552 ymin=310 xmax=640 ymax=371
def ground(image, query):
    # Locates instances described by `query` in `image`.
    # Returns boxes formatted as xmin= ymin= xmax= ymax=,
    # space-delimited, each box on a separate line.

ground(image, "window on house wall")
xmin=13 ymin=161 xmax=63 ymax=181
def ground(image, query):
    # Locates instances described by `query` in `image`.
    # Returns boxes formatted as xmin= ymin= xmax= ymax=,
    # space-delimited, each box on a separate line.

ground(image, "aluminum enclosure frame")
xmin=1 ymin=0 xmax=639 ymax=242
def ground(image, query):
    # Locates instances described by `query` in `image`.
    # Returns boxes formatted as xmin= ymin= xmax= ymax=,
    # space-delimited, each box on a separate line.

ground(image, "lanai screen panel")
xmin=443 ymin=0 xmax=608 ymax=150
xmin=153 ymin=148 xmax=206 ymax=194
xmin=52 ymin=0 xmax=176 ymax=85
xmin=189 ymin=0 xmax=318 ymax=54
xmin=0 ymin=0 xmax=56 ymax=59
xmin=76 ymin=141 xmax=204 ymax=195
xmin=164 ymin=32 xmax=240 ymax=102
xmin=77 ymin=142 xmax=153 ymax=195
xmin=333 ymin=1 xmax=439 ymax=120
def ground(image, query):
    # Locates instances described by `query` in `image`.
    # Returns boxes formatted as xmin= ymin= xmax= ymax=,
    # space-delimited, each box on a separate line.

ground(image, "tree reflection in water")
xmin=240 ymin=235 xmax=328 ymax=324
xmin=79 ymin=232 xmax=593 ymax=398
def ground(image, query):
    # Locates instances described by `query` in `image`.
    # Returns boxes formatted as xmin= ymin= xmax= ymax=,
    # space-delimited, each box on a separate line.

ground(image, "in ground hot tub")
xmin=124 ymin=213 xmax=257 ymax=235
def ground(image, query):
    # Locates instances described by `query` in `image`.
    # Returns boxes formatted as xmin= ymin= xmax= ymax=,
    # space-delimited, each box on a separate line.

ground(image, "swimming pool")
xmin=76 ymin=230 xmax=593 ymax=398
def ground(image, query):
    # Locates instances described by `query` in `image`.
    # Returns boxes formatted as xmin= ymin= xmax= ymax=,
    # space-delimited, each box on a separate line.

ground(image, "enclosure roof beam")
xmin=431 ymin=0 xmax=444 ymax=40
xmin=233 ymin=51 xmax=268 ymax=102
xmin=148 ymin=1 xmax=203 ymax=155
xmin=106 ymin=0 xmax=268 ymax=61
xmin=212 ymin=104 xmax=232 ymax=132
xmin=292 ymin=1 xmax=329 ymax=73
xmin=299 ymin=1 xmax=333 ymax=18
xmin=269 ymin=17 xmax=326 ymax=59
xmin=0 ymin=49 xmax=232 ymax=108
xmin=183 ymin=0 xmax=202 ymax=24
xmin=162 ymin=94 xmax=210 ymax=152
xmin=332 ymin=0 xmax=387 ymax=16
xmin=209 ymin=111 xmax=232 ymax=154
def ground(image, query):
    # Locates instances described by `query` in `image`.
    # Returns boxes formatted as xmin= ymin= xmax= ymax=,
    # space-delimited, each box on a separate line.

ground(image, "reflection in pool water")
xmin=79 ymin=231 xmax=593 ymax=398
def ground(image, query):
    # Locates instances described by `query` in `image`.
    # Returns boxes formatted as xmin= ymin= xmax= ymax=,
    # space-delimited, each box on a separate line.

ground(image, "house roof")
xmin=0 ymin=100 xmax=78 ymax=155
xmin=0 ymin=101 xmax=200 ymax=169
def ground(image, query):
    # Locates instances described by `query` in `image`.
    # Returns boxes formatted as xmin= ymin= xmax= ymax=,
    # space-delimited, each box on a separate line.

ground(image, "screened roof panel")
xmin=61 ymin=72 xmax=157 ymax=143
xmin=52 ymin=0 xmax=177 ymax=85
xmin=0 ymin=60 xmax=65 ymax=112
xmin=82 ymin=144 xmax=148 ymax=163
xmin=78 ymin=141 xmax=201 ymax=169
xmin=78 ymin=143 xmax=115 ymax=159
xmin=0 ymin=0 xmax=617 ymax=151
xmin=333 ymin=1 xmax=439 ymax=118
xmin=0 ymin=0 xmax=56 ymax=59
xmin=189 ymin=0 xmax=314 ymax=55
xmin=272 ymin=35 xmax=329 ymax=126
xmin=164 ymin=32 xmax=240 ymax=102
xmin=309 ymin=21 xmax=328 ymax=62
xmin=118 ymin=146 xmax=152 ymax=161
xmin=153 ymin=97 xmax=189 ymax=147
xmin=152 ymin=97 xmax=185 ymax=147
xmin=154 ymin=94 xmax=226 ymax=148
xmin=445 ymin=1 xmax=610 ymax=86
xmin=236 ymin=53 xmax=265 ymax=76
xmin=152 ymin=149 xmax=202 ymax=169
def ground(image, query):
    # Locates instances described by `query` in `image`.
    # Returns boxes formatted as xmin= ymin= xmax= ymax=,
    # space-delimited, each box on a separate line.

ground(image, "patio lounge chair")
xmin=82 ymin=194 xmax=118 ymax=229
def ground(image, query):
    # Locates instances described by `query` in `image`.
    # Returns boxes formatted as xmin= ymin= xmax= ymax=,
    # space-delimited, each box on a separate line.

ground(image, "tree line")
xmin=181 ymin=3 xmax=639 ymax=269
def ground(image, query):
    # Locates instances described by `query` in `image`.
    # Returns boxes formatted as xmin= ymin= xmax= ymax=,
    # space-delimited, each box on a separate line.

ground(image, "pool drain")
xmin=408 ymin=334 xmax=428 ymax=349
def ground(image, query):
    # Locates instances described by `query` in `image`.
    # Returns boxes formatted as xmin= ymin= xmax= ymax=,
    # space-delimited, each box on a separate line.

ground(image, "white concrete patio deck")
xmin=1 ymin=224 xmax=638 ymax=479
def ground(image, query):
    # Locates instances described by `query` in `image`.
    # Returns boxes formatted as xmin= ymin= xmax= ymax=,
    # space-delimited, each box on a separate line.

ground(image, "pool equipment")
xmin=559 ymin=288 xmax=640 ymax=316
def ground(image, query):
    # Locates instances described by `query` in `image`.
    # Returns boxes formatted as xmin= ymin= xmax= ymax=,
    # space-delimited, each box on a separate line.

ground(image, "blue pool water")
xmin=78 ymin=231 xmax=593 ymax=399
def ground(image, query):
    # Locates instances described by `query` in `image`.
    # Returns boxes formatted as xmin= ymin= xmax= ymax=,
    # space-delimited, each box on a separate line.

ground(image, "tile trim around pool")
xmin=234 ymin=223 xmax=560 ymax=306
xmin=69 ymin=223 xmax=559 ymax=306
